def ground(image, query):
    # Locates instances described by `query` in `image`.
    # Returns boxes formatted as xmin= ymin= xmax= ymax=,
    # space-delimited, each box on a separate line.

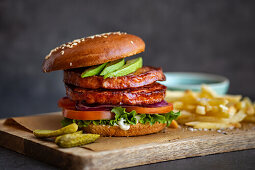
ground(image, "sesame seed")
xmin=61 ymin=51 xmax=64 ymax=55
xmin=87 ymin=32 xmax=127 ymax=39
xmin=45 ymin=49 xmax=56 ymax=59
xmin=45 ymin=32 xmax=127 ymax=60
xmin=130 ymin=41 xmax=134 ymax=44
xmin=73 ymin=39 xmax=80 ymax=43
xmin=70 ymin=62 xmax=72 ymax=66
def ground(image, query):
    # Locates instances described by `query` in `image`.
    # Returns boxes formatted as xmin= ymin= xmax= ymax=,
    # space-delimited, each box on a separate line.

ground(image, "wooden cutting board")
xmin=0 ymin=114 xmax=255 ymax=170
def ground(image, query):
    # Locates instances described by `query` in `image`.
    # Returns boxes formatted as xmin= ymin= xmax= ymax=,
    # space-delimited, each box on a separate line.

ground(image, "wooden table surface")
xmin=1 ymin=99 xmax=254 ymax=170
xmin=0 ymin=146 xmax=254 ymax=170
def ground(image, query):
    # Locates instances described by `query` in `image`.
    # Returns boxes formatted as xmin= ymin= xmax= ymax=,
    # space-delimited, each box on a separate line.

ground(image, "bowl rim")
xmin=163 ymin=72 xmax=229 ymax=89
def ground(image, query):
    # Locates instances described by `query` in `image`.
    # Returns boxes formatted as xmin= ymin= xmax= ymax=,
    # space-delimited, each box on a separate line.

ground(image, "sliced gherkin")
xmin=100 ymin=59 xmax=125 ymax=76
xmin=104 ymin=57 xmax=142 ymax=79
xmin=55 ymin=130 xmax=83 ymax=143
xmin=33 ymin=123 xmax=78 ymax=138
xmin=81 ymin=63 xmax=107 ymax=78
xmin=55 ymin=133 xmax=100 ymax=148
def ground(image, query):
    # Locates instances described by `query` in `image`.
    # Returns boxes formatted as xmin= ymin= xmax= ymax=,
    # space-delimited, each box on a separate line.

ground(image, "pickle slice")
xmin=81 ymin=63 xmax=107 ymax=78
xmin=55 ymin=130 xmax=83 ymax=143
xmin=33 ymin=123 xmax=78 ymax=138
xmin=104 ymin=57 xmax=143 ymax=78
xmin=100 ymin=59 xmax=125 ymax=76
xmin=55 ymin=133 xmax=100 ymax=148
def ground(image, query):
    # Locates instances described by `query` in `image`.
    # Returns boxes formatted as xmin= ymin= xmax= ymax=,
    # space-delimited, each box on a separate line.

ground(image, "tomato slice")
xmin=59 ymin=97 xmax=173 ymax=119
xmin=125 ymin=103 xmax=173 ymax=114
xmin=58 ymin=97 xmax=76 ymax=110
xmin=63 ymin=108 xmax=114 ymax=120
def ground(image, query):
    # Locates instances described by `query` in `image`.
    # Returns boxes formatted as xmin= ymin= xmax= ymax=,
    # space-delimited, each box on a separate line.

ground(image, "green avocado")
xmin=100 ymin=59 xmax=125 ymax=76
xmin=81 ymin=62 xmax=107 ymax=78
xmin=104 ymin=57 xmax=143 ymax=79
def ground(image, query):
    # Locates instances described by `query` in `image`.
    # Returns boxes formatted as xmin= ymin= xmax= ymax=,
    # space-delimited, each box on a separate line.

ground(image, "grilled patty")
xmin=64 ymin=66 xmax=165 ymax=89
xmin=65 ymin=82 xmax=166 ymax=105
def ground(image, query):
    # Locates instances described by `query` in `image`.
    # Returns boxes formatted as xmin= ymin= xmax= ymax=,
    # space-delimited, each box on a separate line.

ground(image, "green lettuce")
xmin=61 ymin=106 xmax=180 ymax=128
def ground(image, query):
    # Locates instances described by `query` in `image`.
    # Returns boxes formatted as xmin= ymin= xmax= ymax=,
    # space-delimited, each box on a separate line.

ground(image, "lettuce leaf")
xmin=61 ymin=106 xmax=180 ymax=128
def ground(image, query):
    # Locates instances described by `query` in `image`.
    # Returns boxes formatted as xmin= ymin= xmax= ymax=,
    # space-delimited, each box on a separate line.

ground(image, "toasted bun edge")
xmin=82 ymin=122 xmax=166 ymax=137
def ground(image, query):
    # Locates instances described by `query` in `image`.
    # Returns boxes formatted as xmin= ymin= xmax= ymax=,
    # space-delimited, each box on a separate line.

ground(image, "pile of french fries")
xmin=165 ymin=85 xmax=255 ymax=130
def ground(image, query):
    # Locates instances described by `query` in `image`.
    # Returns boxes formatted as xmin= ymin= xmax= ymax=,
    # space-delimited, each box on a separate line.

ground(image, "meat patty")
xmin=64 ymin=66 xmax=165 ymax=89
xmin=65 ymin=82 xmax=166 ymax=105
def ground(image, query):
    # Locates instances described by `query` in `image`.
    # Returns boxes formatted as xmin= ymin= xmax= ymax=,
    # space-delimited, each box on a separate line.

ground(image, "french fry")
xmin=228 ymin=106 xmax=237 ymax=117
xmin=178 ymin=111 xmax=245 ymax=125
xmin=176 ymin=111 xmax=196 ymax=124
xmin=236 ymin=101 xmax=246 ymax=110
xmin=177 ymin=118 xmax=196 ymax=124
xmin=219 ymin=104 xmax=229 ymax=113
xmin=243 ymin=115 xmax=255 ymax=123
xmin=243 ymin=97 xmax=253 ymax=105
xmin=194 ymin=116 xmax=229 ymax=123
xmin=169 ymin=120 xmax=179 ymax=129
xmin=182 ymin=90 xmax=198 ymax=105
xmin=206 ymin=108 xmax=231 ymax=118
xmin=228 ymin=110 xmax=246 ymax=123
xmin=205 ymin=105 xmax=213 ymax=112
xmin=165 ymin=85 xmax=255 ymax=129
xmin=223 ymin=95 xmax=242 ymax=104
xmin=196 ymin=105 xmax=206 ymax=115
xmin=177 ymin=110 xmax=193 ymax=119
xmin=173 ymin=101 xmax=183 ymax=110
xmin=246 ymin=106 xmax=254 ymax=115
xmin=165 ymin=90 xmax=184 ymax=102
xmin=200 ymin=85 xmax=218 ymax=98
xmin=197 ymin=98 xmax=209 ymax=106
xmin=185 ymin=121 xmax=234 ymax=129
xmin=178 ymin=114 xmax=224 ymax=124
xmin=180 ymin=114 xmax=239 ymax=124
xmin=208 ymin=98 xmax=228 ymax=106
xmin=185 ymin=104 xmax=196 ymax=111
xmin=243 ymin=97 xmax=255 ymax=115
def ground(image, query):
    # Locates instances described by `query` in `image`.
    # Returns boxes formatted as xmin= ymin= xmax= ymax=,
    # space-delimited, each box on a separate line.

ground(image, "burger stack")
xmin=42 ymin=32 xmax=179 ymax=136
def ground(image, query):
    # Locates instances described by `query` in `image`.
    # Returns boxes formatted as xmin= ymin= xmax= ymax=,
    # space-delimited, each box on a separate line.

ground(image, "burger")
xmin=43 ymin=32 xmax=180 ymax=136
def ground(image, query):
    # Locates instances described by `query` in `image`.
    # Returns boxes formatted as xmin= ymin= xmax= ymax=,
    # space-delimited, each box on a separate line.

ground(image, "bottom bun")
xmin=82 ymin=122 xmax=166 ymax=137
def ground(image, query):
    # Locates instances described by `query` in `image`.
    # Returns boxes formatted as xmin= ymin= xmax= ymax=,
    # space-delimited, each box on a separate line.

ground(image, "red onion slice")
xmin=76 ymin=100 xmax=169 ymax=111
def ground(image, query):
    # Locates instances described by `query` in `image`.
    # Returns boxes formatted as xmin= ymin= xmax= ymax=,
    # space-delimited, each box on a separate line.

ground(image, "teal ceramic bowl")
xmin=161 ymin=72 xmax=229 ymax=95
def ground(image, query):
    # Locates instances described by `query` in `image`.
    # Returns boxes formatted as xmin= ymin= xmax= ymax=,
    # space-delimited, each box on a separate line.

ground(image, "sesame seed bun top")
xmin=42 ymin=32 xmax=145 ymax=72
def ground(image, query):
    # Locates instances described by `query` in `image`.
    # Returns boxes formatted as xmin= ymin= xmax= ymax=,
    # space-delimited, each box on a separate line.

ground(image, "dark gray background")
xmin=0 ymin=0 xmax=255 ymax=169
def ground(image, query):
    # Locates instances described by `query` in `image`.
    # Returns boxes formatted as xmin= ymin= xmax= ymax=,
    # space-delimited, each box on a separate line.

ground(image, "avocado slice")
xmin=81 ymin=62 xmax=107 ymax=78
xmin=104 ymin=57 xmax=143 ymax=79
xmin=100 ymin=59 xmax=125 ymax=76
